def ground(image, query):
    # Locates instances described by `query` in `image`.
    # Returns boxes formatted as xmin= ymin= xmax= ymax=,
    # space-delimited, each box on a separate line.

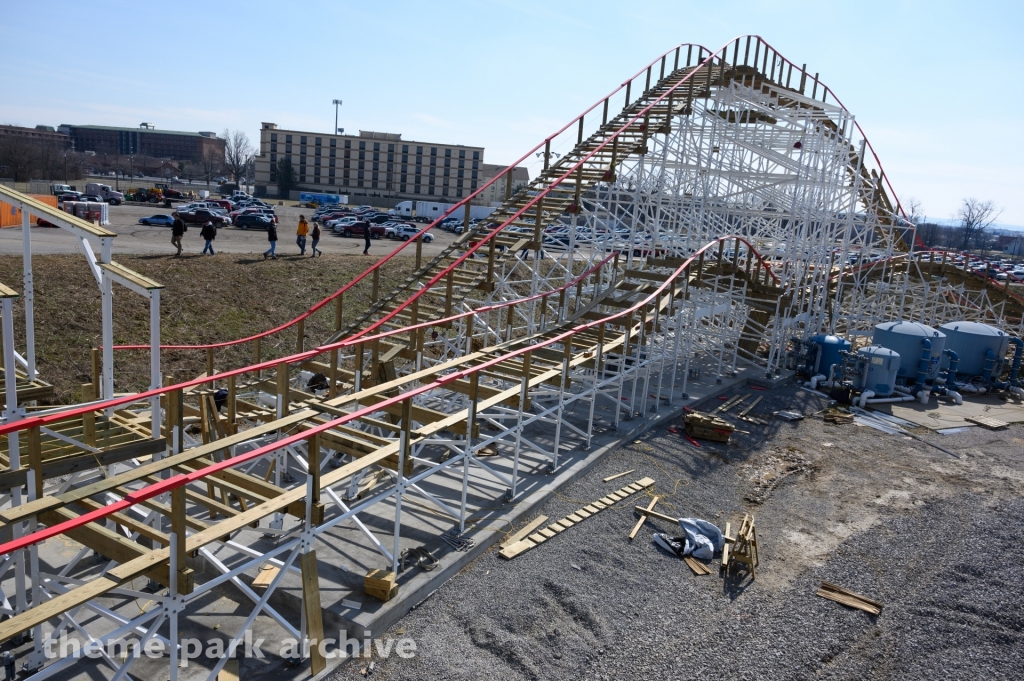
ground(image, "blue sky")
xmin=2 ymin=0 xmax=1021 ymax=224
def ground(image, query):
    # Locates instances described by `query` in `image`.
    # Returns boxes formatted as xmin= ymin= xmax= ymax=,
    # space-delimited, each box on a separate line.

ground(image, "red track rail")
xmin=0 ymin=234 xmax=776 ymax=558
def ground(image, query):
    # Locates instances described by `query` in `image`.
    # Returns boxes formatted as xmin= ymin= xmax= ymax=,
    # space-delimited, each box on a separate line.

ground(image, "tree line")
xmin=906 ymin=197 xmax=1006 ymax=252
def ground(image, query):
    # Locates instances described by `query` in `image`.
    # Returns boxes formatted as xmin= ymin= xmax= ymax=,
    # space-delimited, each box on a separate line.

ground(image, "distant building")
xmin=1002 ymin=236 xmax=1024 ymax=256
xmin=254 ymin=123 xmax=487 ymax=202
xmin=57 ymin=124 xmax=225 ymax=162
xmin=0 ymin=124 xmax=72 ymax=147
xmin=477 ymin=163 xmax=530 ymax=207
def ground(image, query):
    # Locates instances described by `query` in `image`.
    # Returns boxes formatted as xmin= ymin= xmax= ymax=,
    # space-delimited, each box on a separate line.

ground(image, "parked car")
xmin=35 ymin=217 xmax=56 ymax=227
xmin=235 ymin=214 xmax=274 ymax=230
xmin=214 ymin=176 xmax=228 ymax=183
xmin=394 ymin=224 xmax=433 ymax=242
xmin=173 ymin=208 xmax=231 ymax=226
xmin=139 ymin=214 xmax=176 ymax=226
xmin=338 ymin=221 xmax=386 ymax=239
xmin=330 ymin=217 xmax=360 ymax=231
xmin=79 ymin=194 xmax=104 ymax=203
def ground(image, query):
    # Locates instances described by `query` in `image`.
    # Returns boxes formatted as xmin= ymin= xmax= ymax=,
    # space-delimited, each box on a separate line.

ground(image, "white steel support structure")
xmin=1 ymin=36 xmax=1023 ymax=681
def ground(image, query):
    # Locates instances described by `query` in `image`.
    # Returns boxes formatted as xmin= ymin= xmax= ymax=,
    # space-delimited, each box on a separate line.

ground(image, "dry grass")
xmin=0 ymin=253 xmax=413 ymax=403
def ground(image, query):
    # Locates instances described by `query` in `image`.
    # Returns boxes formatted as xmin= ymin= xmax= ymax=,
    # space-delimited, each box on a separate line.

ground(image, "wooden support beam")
xmin=301 ymin=550 xmax=327 ymax=675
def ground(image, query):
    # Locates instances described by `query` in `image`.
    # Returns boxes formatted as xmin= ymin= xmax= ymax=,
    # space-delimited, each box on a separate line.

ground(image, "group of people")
xmin=170 ymin=217 xmax=220 ymax=256
xmin=263 ymin=215 xmax=325 ymax=259
xmin=171 ymin=214 xmax=366 ymax=259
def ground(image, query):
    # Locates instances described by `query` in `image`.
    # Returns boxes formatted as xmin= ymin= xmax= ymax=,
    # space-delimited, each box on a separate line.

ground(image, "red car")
xmin=338 ymin=221 xmax=386 ymax=239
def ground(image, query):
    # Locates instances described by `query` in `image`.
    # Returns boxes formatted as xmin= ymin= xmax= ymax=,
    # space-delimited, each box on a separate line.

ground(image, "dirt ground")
xmin=330 ymin=384 xmax=1024 ymax=680
xmin=0 ymin=253 xmax=414 ymax=402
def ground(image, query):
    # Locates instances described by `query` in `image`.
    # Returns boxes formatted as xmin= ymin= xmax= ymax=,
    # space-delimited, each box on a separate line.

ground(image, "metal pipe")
xmin=1007 ymin=337 xmax=1023 ymax=383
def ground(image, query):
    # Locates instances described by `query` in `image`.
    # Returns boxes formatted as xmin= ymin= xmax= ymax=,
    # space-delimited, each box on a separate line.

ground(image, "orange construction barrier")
xmin=0 ymin=194 xmax=59 ymax=228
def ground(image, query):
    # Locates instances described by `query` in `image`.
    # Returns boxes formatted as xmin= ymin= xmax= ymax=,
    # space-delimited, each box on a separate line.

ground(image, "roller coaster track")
xmin=0 ymin=35 xmax=1020 ymax=681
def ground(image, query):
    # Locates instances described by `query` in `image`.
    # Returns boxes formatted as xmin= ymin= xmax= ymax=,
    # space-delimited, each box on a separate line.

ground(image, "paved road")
xmin=0 ymin=203 xmax=454 ymax=257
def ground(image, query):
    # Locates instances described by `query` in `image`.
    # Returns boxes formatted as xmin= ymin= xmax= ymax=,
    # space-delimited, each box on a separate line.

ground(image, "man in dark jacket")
xmin=171 ymin=216 xmax=186 ymax=256
xmin=264 ymin=222 xmax=278 ymax=259
xmin=200 ymin=221 xmax=217 ymax=255
xmin=363 ymin=224 xmax=372 ymax=255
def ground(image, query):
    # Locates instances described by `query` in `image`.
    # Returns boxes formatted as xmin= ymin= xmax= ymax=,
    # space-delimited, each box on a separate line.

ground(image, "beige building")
xmin=477 ymin=163 xmax=531 ymax=207
xmin=254 ymin=123 xmax=486 ymax=202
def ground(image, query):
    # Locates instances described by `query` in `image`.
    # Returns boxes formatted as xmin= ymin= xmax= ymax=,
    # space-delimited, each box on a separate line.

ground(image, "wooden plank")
xmin=252 ymin=565 xmax=281 ymax=589
xmin=300 ymin=550 xmax=327 ymax=675
xmin=684 ymin=556 xmax=712 ymax=575
xmin=964 ymin=415 xmax=1008 ymax=430
xmin=527 ymin=532 xmax=547 ymax=544
xmin=629 ymin=497 xmax=658 ymax=540
xmin=500 ymin=515 xmax=549 ymax=549
xmin=498 ymin=538 xmax=536 ymax=559
xmin=539 ymin=528 xmax=556 ymax=539
xmin=632 ymin=505 xmax=678 ymax=524
xmin=819 ymin=581 xmax=884 ymax=609
xmin=602 ymin=469 xmax=635 ymax=482
xmin=217 ymin=659 xmax=239 ymax=681
xmin=567 ymin=513 xmax=584 ymax=523
xmin=583 ymin=504 xmax=600 ymax=514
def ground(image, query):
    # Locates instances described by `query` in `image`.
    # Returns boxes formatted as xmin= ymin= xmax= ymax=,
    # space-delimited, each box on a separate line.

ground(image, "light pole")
xmin=63 ymin=151 xmax=68 ymax=184
xmin=333 ymin=99 xmax=343 ymax=136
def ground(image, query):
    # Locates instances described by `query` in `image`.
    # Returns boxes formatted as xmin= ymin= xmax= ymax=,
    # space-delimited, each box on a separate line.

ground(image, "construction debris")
xmin=823 ymin=409 xmax=854 ymax=424
xmin=684 ymin=411 xmax=735 ymax=443
xmin=603 ymin=469 xmax=635 ymax=483
xmin=816 ymin=581 xmax=883 ymax=615
xmin=499 ymin=478 xmax=656 ymax=559
xmin=776 ymin=410 xmax=804 ymax=421
xmin=721 ymin=514 xmax=759 ymax=579
xmin=684 ymin=556 xmax=713 ymax=575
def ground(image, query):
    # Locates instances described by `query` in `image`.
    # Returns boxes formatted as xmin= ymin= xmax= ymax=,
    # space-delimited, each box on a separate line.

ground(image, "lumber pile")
xmin=499 ymin=478 xmax=656 ymax=559
xmin=684 ymin=411 xmax=735 ymax=443
xmin=816 ymin=581 xmax=882 ymax=615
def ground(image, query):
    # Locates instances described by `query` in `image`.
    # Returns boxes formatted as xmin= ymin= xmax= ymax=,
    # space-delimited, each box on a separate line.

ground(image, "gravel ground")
xmin=328 ymin=383 xmax=1024 ymax=680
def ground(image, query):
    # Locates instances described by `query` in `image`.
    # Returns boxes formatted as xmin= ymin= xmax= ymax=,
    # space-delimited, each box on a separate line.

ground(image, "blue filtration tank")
xmin=856 ymin=346 xmax=900 ymax=396
xmin=809 ymin=334 xmax=850 ymax=376
xmin=938 ymin=321 xmax=1009 ymax=378
xmin=872 ymin=321 xmax=945 ymax=381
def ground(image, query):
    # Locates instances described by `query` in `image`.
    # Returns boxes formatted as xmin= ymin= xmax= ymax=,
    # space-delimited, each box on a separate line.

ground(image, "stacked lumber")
xmin=684 ymin=412 xmax=734 ymax=443
xmin=499 ymin=477 xmax=656 ymax=559
xmin=364 ymin=569 xmax=398 ymax=602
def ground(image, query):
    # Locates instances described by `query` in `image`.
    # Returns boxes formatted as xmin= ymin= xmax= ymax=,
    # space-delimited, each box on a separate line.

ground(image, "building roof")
xmin=60 ymin=125 xmax=219 ymax=139
xmin=261 ymin=123 xmax=483 ymax=150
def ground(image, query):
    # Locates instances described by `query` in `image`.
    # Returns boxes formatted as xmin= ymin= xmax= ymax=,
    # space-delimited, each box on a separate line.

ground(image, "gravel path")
xmin=329 ymin=384 xmax=1024 ymax=680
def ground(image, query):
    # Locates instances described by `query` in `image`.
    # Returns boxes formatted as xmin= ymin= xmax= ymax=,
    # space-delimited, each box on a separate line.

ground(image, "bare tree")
xmin=200 ymin=148 xmax=221 ymax=187
xmin=0 ymin=132 xmax=36 ymax=181
xmin=222 ymin=129 xmax=254 ymax=185
xmin=956 ymin=198 xmax=1001 ymax=251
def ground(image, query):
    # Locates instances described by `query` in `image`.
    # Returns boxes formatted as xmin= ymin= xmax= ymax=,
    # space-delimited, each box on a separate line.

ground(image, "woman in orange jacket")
xmin=296 ymin=215 xmax=309 ymax=255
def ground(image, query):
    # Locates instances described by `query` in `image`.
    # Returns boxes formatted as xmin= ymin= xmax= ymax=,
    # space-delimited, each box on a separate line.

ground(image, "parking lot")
xmin=0 ymin=202 xmax=456 ymax=257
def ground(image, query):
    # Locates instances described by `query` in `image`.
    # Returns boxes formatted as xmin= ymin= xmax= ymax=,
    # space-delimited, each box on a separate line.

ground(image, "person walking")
xmin=200 ymin=221 xmax=217 ymax=255
xmin=296 ymin=215 xmax=309 ymax=255
xmin=264 ymin=221 xmax=278 ymax=259
xmin=171 ymin=216 xmax=186 ymax=256
xmin=310 ymin=221 xmax=322 ymax=257
xmin=362 ymin=223 xmax=372 ymax=255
